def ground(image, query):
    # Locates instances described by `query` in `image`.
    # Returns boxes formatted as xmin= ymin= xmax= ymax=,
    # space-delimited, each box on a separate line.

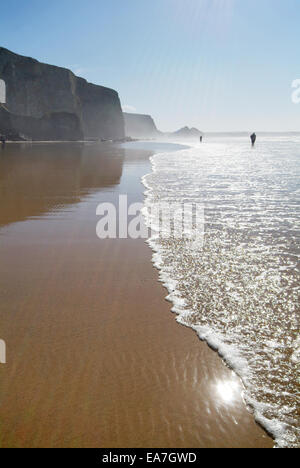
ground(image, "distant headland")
xmin=123 ymin=112 xmax=203 ymax=140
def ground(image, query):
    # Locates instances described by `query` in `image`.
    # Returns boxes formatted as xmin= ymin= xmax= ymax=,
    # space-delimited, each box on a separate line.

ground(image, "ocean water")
xmin=143 ymin=136 xmax=300 ymax=448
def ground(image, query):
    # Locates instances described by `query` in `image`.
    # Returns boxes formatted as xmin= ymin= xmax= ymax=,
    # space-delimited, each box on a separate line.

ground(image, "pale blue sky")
xmin=1 ymin=0 xmax=300 ymax=131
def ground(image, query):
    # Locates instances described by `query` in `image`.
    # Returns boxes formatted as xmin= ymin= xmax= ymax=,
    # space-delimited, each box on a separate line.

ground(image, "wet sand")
xmin=0 ymin=142 xmax=273 ymax=448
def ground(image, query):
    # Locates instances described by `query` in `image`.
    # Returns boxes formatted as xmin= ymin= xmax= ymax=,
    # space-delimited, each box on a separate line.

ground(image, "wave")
xmin=142 ymin=139 xmax=300 ymax=448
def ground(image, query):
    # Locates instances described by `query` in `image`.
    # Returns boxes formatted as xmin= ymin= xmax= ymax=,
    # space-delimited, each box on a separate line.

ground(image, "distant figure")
xmin=0 ymin=134 xmax=6 ymax=149
xmin=200 ymin=136 xmax=203 ymax=143
xmin=250 ymin=133 xmax=256 ymax=147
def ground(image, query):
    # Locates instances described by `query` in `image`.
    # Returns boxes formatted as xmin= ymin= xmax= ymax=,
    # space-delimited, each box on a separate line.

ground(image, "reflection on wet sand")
xmin=0 ymin=143 xmax=124 ymax=227
xmin=0 ymin=143 xmax=273 ymax=448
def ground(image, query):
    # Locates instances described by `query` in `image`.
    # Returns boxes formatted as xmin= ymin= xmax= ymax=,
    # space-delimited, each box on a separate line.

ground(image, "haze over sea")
xmin=143 ymin=135 xmax=300 ymax=448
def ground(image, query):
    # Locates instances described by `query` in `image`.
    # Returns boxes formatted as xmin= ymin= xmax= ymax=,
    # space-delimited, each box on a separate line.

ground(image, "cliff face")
xmin=123 ymin=112 xmax=160 ymax=138
xmin=0 ymin=106 xmax=83 ymax=141
xmin=0 ymin=47 xmax=124 ymax=140
xmin=77 ymin=78 xmax=124 ymax=140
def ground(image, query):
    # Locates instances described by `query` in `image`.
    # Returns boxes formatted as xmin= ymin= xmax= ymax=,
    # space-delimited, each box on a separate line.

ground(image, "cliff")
xmin=123 ymin=112 xmax=160 ymax=138
xmin=0 ymin=106 xmax=83 ymax=141
xmin=123 ymin=112 xmax=203 ymax=140
xmin=0 ymin=47 xmax=124 ymax=141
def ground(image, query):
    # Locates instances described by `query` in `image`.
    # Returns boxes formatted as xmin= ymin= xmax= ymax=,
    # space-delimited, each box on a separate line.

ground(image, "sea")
xmin=142 ymin=135 xmax=300 ymax=448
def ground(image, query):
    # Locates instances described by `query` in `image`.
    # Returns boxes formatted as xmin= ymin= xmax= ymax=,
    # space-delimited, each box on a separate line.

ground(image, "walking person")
xmin=250 ymin=132 xmax=257 ymax=147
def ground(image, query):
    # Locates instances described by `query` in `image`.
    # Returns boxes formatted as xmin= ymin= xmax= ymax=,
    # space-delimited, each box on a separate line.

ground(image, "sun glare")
xmin=216 ymin=380 xmax=240 ymax=404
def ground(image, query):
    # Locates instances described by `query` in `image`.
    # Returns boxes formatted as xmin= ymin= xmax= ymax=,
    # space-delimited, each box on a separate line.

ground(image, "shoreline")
xmin=142 ymin=145 xmax=278 ymax=447
xmin=141 ymin=140 xmax=299 ymax=448
xmin=0 ymin=141 xmax=274 ymax=447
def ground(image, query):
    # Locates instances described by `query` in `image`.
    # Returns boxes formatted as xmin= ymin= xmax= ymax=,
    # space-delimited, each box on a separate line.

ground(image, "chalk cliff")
xmin=0 ymin=47 xmax=124 ymax=140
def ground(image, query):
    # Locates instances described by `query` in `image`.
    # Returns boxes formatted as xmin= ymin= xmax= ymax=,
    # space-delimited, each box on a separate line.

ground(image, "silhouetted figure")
xmin=0 ymin=135 xmax=6 ymax=149
xmin=200 ymin=136 xmax=203 ymax=143
xmin=250 ymin=133 xmax=256 ymax=147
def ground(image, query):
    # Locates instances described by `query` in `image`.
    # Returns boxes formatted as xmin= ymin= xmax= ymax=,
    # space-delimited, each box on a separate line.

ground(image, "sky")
xmin=1 ymin=0 xmax=300 ymax=132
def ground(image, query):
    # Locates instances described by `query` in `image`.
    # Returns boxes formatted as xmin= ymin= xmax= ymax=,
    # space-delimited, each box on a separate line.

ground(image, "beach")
xmin=0 ymin=141 xmax=273 ymax=448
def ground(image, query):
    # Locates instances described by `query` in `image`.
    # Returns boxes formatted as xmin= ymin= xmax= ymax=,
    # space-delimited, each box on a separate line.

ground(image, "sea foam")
xmin=142 ymin=137 xmax=300 ymax=448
